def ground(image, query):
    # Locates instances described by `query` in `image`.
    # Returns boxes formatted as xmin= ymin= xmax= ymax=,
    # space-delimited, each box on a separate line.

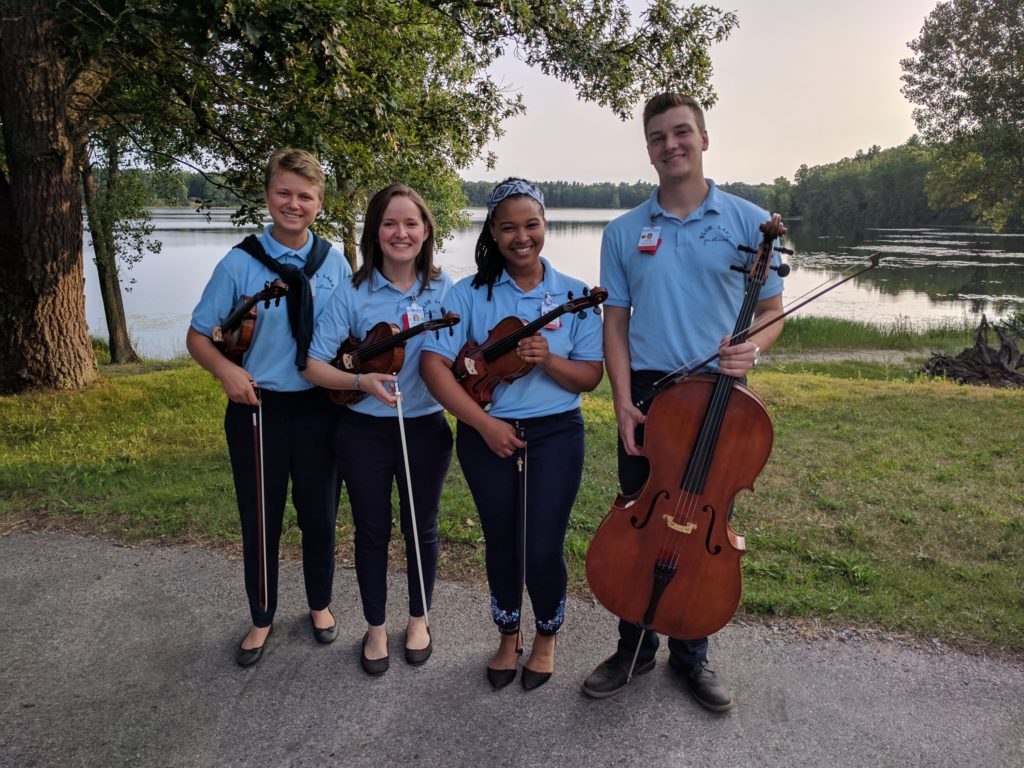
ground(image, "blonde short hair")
xmin=264 ymin=148 xmax=325 ymax=200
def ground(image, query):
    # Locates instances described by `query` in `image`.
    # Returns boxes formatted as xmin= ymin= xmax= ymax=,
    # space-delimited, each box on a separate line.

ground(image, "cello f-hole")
xmin=631 ymin=488 xmax=669 ymax=529
xmin=704 ymin=504 xmax=722 ymax=555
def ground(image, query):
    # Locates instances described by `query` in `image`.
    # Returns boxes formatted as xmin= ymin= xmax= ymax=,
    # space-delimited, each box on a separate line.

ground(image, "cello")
xmin=585 ymin=217 xmax=785 ymax=641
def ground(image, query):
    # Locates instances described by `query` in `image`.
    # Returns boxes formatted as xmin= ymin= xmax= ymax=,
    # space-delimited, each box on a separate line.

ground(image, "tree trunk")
xmin=0 ymin=1 xmax=99 ymax=392
xmin=80 ymin=140 xmax=141 ymax=364
xmin=342 ymin=214 xmax=358 ymax=271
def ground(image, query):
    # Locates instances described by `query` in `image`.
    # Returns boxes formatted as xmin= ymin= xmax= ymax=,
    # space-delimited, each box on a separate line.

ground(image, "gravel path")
xmin=1 ymin=531 xmax=1020 ymax=768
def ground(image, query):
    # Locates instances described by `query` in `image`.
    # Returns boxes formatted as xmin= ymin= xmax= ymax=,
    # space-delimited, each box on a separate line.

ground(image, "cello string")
xmin=662 ymin=243 xmax=766 ymax=566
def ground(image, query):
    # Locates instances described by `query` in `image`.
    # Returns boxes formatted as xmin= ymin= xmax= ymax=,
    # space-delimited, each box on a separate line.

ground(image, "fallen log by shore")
xmin=922 ymin=315 xmax=1024 ymax=387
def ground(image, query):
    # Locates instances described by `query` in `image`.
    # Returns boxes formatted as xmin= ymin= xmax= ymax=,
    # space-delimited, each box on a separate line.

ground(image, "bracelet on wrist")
xmin=354 ymin=373 xmax=361 ymax=391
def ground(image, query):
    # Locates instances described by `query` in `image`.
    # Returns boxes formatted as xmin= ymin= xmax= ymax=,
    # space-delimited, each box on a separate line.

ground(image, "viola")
xmin=212 ymin=280 xmax=289 ymax=365
xmin=585 ymin=217 xmax=786 ymax=641
xmin=329 ymin=311 xmax=460 ymax=405
xmin=452 ymin=287 xmax=607 ymax=408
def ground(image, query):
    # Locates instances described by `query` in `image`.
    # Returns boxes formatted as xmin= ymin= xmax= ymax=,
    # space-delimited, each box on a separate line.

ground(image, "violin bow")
xmin=252 ymin=389 xmax=268 ymax=612
xmin=515 ymin=425 xmax=528 ymax=625
xmin=637 ymin=252 xmax=884 ymax=408
xmin=394 ymin=379 xmax=431 ymax=631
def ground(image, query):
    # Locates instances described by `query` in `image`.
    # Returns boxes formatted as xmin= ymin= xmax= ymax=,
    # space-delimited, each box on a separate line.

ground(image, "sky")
xmin=464 ymin=0 xmax=941 ymax=186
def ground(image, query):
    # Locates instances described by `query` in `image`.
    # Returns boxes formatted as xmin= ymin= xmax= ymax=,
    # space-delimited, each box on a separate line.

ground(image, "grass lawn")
xmin=2 ymin=321 xmax=1021 ymax=651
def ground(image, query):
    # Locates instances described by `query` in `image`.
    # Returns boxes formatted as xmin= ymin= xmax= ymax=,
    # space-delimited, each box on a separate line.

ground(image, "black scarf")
xmin=235 ymin=233 xmax=332 ymax=369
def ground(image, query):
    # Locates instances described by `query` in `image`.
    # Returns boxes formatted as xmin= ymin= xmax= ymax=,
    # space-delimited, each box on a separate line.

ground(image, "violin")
xmin=585 ymin=217 xmax=786 ymax=641
xmin=212 ymin=280 xmax=289 ymax=365
xmin=453 ymin=287 xmax=607 ymax=408
xmin=329 ymin=311 xmax=460 ymax=405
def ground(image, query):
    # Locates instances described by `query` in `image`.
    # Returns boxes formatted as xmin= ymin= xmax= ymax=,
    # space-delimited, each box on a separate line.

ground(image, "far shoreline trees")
xmin=901 ymin=0 xmax=1024 ymax=233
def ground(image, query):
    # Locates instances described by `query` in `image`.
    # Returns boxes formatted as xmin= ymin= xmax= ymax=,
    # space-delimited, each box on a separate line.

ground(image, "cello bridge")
xmin=663 ymin=515 xmax=697 ymax=534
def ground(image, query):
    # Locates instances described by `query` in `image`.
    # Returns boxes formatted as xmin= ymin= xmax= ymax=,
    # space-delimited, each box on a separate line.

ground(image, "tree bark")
xmin=80 ymin=139 xmax=141 ymax=364
xmin=0 ymin=1 xmax=99 ymax=392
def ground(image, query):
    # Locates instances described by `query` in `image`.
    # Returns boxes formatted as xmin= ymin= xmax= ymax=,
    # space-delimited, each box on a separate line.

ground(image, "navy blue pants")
xmin=225 ymin=388 xmax=342 ymax=628
xmin=336 ymin=409 xmax=452 ymax=626
xmin=613 ymin=370 xmax=730 ymax=669
xmin=457 ymin=409 xmax=584 ymax=636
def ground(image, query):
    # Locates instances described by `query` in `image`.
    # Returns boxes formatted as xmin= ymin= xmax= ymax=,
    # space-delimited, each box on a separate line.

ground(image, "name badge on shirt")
xmin=542 ymin=292 xmax=562 ymax=330
xmin=638 ymin=226 xmax=661 ymax=254
xmin=403 ymin=301 xmax=425 ymax=329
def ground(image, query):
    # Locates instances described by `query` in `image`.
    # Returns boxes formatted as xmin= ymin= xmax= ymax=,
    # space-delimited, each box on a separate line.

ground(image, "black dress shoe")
xmin=236 ymin=625 xmax=272 ymax=668
xmin=311 ymin=610 xmax=338 ymax=644
xmin=521 ymin=666 xmax=552 ymax=691
xmin=404 ymin=628 xmax=432 ymax=666
xmin=360 ymin=632 xmax=389 ymax=676
xmin=486 ymin=666 xmax=517 ymax=690
xmin=486 ymin=629 xmax=523 ymax=689
xmin=669 ymin=657 xmax=733 ymax=712
xmin=581 ymin=653 xmax=655 ymax=699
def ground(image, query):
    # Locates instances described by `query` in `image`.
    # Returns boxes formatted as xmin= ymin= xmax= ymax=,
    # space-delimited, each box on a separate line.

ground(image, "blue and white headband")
xmin=486 ymin=179 xmax=545 ymax=217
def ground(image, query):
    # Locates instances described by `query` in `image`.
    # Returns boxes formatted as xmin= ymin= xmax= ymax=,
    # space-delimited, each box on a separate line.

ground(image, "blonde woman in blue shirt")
xmin=305 ymin=183 xmax=453 ymax=675
xmin=421 ymin=178 xmax=604 ymax=691
xmin=188 ymin=148 xmax=351 ymax=667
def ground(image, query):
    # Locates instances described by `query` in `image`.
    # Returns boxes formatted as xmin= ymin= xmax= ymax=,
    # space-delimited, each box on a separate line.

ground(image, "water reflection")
xmin=84 ymin=210 xmax=1024 ymax=359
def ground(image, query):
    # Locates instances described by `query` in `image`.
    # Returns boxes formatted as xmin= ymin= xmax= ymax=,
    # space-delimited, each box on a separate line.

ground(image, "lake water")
xmin=83 ymin=208 xmax=1024 ymax=359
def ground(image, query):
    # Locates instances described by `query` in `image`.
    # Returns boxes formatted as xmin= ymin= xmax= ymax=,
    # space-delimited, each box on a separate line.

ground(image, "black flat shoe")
xmin=360 ymin=632 xmax=389 ymax=676
xmin=404 ymin=628 xmax=432 ymax=666
xmin=236 ymin=625 xmax=272 ymax=668
xmin=487 ymin=666 xmax=517 ymax=690
xmin=311 ymin=610 xmax=338 ymax=644
xmin=521 ymin=666 xmax=552 ymax=691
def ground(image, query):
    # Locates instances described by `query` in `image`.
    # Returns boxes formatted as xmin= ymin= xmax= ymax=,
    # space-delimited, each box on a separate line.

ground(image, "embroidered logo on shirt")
xmin=699 ymin=225 xmax=733 ymax=245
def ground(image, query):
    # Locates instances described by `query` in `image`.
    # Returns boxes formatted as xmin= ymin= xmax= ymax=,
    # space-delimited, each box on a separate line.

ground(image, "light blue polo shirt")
xmin=309 ymin=270 xmax=453 ymax=418
xmin=600 ymin=181 xmax=784 ymax=374
xmin=422 ymin=257 xmax=604 ymax=420
xmin=191 ymin=225 xmax=352 ymax=392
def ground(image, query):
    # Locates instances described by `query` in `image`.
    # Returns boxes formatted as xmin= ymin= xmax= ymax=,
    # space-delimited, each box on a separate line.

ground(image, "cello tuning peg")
xmin=448 ymin=326 xmax=454 ymax=336
xmin=577 ymin=310 xmax=586 ymax=319
xmin=594 ymin=306 xmax=602 ymax=316
xmin=737 ymin=245 xmax=756 ymax=254
xmin=772 ymin=263 xmax=791 ymax=277
xmin=583 ymin=287 xmax=590 ymax=296
xmin=567 ymin=291 xmax=574 ymax=301
xmin=774 ymin=246 xmax=795 ymax=256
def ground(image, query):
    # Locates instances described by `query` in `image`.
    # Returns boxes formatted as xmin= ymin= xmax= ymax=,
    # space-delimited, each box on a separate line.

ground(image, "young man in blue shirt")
xmin=583 ymin=93 xmax=785 ymax=711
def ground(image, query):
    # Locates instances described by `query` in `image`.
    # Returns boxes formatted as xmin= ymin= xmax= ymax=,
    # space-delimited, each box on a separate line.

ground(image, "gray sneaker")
xmin=581 ymin=654 xmax=656 ymax=699
xmin=669 ymin=657 xmax=733 ymax=712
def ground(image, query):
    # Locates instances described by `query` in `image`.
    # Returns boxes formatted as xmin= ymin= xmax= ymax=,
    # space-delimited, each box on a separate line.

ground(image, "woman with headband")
xmin=421 ymin=177 xmax=604 ymax=691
